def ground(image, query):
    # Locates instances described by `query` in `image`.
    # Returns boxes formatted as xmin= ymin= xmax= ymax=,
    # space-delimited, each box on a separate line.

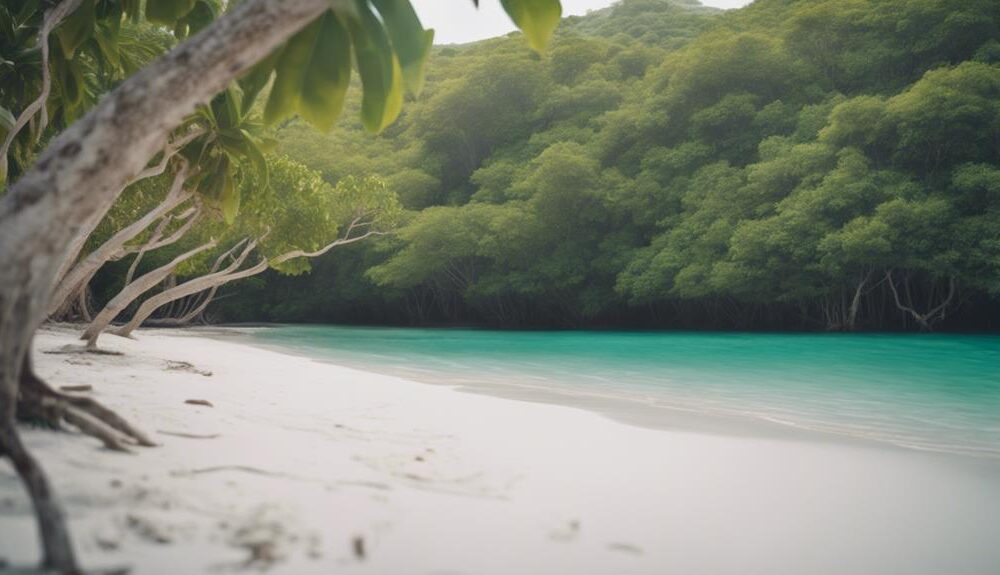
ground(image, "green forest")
xmin=98 ymin=0 xmax=1000 ymax=331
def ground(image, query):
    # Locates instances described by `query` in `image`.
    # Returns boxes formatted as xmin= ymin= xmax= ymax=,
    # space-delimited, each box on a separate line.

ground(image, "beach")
xmin=1 ymin=326 xmax=999 ymax=574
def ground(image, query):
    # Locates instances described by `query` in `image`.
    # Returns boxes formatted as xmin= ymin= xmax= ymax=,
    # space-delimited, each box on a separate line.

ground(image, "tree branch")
xmin=0 ymin=0 xmax=85 ymax=177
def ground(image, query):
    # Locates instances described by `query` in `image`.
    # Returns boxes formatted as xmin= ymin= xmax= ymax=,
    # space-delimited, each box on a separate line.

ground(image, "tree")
xmin=0 ymin=0 xmax=560 ymax=571
xmin=84 ymin=158 xmax=400 ymax=346
xmin=48 ymin=83 xmax=274 ymax=321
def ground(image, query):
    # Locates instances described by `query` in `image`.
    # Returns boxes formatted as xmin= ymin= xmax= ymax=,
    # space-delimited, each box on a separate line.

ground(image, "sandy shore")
xmin=1 ymin=326 xmax=999 ymax=574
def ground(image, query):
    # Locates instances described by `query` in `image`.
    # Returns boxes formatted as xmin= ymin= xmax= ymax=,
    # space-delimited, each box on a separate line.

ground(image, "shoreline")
xmin=202 ymin=325 xmax=1000 ymax=462
xmin=1 ymin=326 xmax=999 ymax=574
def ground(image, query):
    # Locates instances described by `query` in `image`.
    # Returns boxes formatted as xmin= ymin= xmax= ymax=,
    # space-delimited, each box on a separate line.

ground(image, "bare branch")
xmin=0 ymin=0 xmax=85 ymax=176
xmin=83 ymin=237 xmax=219 ymax=347
xmin=129 ymin=129 xmax=204 ymax=186
xmin=269 ymin=230 xmax=389 ymax=266
xmin=48 ymin=163 xmax=194 ymax=316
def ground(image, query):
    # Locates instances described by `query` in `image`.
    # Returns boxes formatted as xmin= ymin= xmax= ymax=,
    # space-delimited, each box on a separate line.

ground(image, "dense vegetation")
xmin=161 ymin=0 xmax=1000 ymax=330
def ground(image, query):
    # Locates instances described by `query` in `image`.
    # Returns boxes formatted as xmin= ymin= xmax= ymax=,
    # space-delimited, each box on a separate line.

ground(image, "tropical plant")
xmin=0 ymin=1 xmax=561 ymax=572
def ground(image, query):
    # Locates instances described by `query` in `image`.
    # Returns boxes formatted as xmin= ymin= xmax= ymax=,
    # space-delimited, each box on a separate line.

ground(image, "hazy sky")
xmin=412 ymin=0 xmax=754 ymax=45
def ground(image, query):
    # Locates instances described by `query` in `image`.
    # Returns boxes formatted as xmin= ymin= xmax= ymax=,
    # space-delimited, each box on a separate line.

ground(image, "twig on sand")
xmin=157 ymin=430 xmax=220 ymax=439
xmin=59 ymin=384 xmax=93 ymax=393
xmin=607 ymin=542 xmax=643 ymax=555
xmin=171 ymin=465 xmax=300 ymax=479
xmin=184 ymin=399 xmax=214 ymax=407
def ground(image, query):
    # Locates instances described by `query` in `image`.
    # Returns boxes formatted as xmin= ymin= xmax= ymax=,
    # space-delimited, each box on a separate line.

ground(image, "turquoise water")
xmin=245 ymin=326 xmax=1000 ymax=458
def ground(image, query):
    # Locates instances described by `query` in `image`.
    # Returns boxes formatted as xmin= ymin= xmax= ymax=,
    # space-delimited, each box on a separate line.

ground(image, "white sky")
xmin=412 ymin=0 xmax=754 ymax=45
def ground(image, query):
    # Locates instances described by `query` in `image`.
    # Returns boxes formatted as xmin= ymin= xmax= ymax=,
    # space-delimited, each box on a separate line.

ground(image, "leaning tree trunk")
xmin=49 ymin=131 xmax=203 ymax=299
xmin=111 ymin=238 xmax=264 ymax=340
xmin=0 ymin=0 xmax=329 ymax=571
xmin=116 ymin=259 xmax=272 ymax=338
xmin=144 ymin=239 xmax=256 ymax=327
xmin=82 ymin=237 xmax=218 ymax=348
xmin=52 ymin=203 xmax=201 ymax=323
xmin=146 ymin=286 xmax=222 ymax=327
xmin=123 ymin=206 xmax=194 ymax=286
xmin=116 ymin=225 xmax=385 ymax=337
xmin=48 ymin=164 xmax=193 ymax=319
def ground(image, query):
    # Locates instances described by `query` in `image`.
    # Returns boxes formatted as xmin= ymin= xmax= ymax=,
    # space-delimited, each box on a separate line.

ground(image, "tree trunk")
xmin=844 ymin=270 xmax=872 ymax=331
xmin=115 ymin=225 xmax=384 ymax=335
xmin=112 ymin=239 xmax=263 ymax=338
xmin=77 ymin=285 xmax=92 ymax=323
xmin=82 ymin=238 xmax=217 ymax=348
xmin=49 ymin=131 xmax=201 ymax=297
xmin=885 ymin=271 xmax=957 ymax=330
xmin=146 ymin=286 xmax=221 ymax=327
xmin=0 ymin=0 xmax=329 ymax=570
xmin=47 ymin=165 xmax=194 ymax=318
xmin=144 ymin=239 xmax=254 ymax=327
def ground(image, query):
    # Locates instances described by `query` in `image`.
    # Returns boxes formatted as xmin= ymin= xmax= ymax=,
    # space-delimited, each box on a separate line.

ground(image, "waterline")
xmin=235 ymin=326 xmax=1000 ymax=459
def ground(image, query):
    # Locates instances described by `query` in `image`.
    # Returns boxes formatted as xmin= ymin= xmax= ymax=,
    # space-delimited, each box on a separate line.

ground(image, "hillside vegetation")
xmin=217 ymin=0 xmax=1000 ymax=330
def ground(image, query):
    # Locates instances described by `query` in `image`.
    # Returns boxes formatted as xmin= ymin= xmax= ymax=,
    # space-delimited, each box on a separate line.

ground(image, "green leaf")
xmin=56 ymin=0 xmax=96 ymax=59
xmin=238 ymin=48 xmax=282 ymax=115
xmin=53 ymin=52 xmax=86 ymax=110
xmin=0 ymin=105 xmax=14 ymax=138
xmin=219 ymin=166 xmax=239 ymax=223
xmin=146 ymin=0 xmax=197 ymax=26
xmin=240 ymin=130 xmax=270 ymax=189
xmin=211 ymin=86 xmax=243 ymax=129
xmin=257 ymin=137 xmax=279 ymax=154
xmin=500 ymin=0 xmax=561 ymax=53
xmin=264 ymin=11 xmax=352 ymax=132
xmin=93 ymin=20 xmax=121 ymax=72
xmin=179 ymin=0 xmax=217 ymax=36
xmin=348 ymin=2 xmax=404 ymax=133
xmin=300 ymin=12 xmax=352 ymax=131
xmin=370 ymin=0 xmax=434 ymax=95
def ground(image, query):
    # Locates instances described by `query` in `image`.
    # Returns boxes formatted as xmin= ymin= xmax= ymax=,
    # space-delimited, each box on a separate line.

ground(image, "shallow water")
xmin=244 ymin=326 xmax=1000 ymax=459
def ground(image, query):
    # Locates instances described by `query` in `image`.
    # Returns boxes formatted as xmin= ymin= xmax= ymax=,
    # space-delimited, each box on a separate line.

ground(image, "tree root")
xmin=43 ymin=346 xmax=125 ymax=356
xmin=17 ymin=357 xmax=156 ymax=451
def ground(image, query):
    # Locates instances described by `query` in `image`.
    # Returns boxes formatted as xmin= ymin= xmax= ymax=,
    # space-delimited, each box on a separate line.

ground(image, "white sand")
xmin=1 ymin=326 xmax=999 ymax=575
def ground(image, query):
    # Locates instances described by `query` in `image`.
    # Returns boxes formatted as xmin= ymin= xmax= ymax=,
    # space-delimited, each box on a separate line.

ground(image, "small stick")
xmin=59 ymin=385 xmax=93 ymax=393
xmin=184 ymin=399 xmax=214 ymax=407
xmin=157 ymin=430 xmax=220 ymax=439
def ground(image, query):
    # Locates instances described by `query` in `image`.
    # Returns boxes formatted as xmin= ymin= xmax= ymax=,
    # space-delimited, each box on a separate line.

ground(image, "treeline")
xmin=214 ymin=0 xmax=1000 ymax=331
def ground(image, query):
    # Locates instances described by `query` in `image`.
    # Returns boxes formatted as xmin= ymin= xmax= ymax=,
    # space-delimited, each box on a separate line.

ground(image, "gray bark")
xmin=83 ymin=237 xmax=217 ymax=348
xmin=48 ymin=164 xmax=194 ymax=318
xmin=112 ymin=238 xmax=263 ymax=338
xmin=0 ymin=0 xmax=329 ymax=570
xmin=49 ymin=130 xmax=203 ymax=295
xmin=885 ymin=271 xmax=957 ymax=330
xmin=144 ymin=239 xmax=255 ymax=327
xmin=120 ymin=224 xmax=386 ymax=334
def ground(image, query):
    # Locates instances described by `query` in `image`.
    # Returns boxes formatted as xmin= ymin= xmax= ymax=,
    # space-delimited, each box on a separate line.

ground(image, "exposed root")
xmin=0 ymin=413 xmax=80 ymax=573
xmin=61 ymin=409 xmax=131 ymax=453
xmin=17 ymin=357 xmax=156 ymax=449
xmin=60 ymin=395 xmax=157 ymax=447
xmin=42 ymin=345 xmax=125 ymax=356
